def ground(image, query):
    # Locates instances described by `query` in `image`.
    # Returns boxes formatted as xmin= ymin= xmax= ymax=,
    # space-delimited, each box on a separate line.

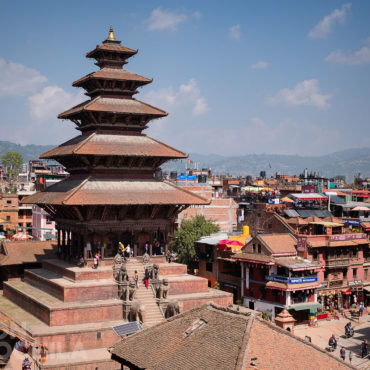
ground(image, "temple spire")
xmin=107 ymin=25 xmax=116 ymax=41
xmin=103 ymin=25 xmax=120 ymax=44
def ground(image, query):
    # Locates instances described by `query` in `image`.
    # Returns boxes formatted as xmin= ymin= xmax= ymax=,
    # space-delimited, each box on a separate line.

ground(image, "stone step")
xmin=24 ymin=269 xmax=117 ymax=302
xmin=43 ymin=259 xmax=113 ymax=281
xmin=3 ymin=281 xmax=123 ymax=326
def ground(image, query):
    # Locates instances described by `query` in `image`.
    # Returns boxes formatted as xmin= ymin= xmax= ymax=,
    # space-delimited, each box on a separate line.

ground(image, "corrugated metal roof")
xmin=284 ymin=209 xmax=300 ymax=218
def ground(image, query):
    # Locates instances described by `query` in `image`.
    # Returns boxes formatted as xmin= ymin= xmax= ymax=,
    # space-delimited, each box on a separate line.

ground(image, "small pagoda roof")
xmin=58 ymin=96 xmax=167 ymax=118
xmin=23 ymin=178 xmax=209 ymax=206
xmin=86 ymin=43 xmax=138 ymax=58
xmin=72 ymin=68 xmax=152 ymax=87
xmin=40 ymin=133 xmax=187 ymax=159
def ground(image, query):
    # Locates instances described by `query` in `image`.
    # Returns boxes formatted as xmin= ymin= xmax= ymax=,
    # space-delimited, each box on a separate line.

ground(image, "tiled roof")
xmin=73 ymin=68 xmax=151 ymax=86
xmin=0 ymin=241 xmax=56 ymax=266
xmin=258 ymin=234 xmax=297 ymax=255
xmin=232 ymin=252 xmax=273 ymax=263
xmin=40 ymin=133 xmax=187 ymax=159
xmin=109 ymin=303 xmax=351 ymax=370
xmin=266 ymin=281 xmax=321 ymax=291
xmin=86 ymin=43 xmax=137 ymax=57
xmin=361 ymin=221 xmax=370 ymax=229
xmin=22 ymin=178 xmax=209 ymax=206
xmin=273 ymin=256 xmax=321 ymax=270
xmin=58 ymin=96 xmax=167 ymax=118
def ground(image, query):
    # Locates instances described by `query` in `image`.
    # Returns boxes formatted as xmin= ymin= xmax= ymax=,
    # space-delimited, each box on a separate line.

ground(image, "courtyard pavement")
xmin=295 ymin=315 xmax=370 ymax=369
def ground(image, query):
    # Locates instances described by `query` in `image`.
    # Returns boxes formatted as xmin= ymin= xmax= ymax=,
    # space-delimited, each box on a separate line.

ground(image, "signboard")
xmin=297 ymin=237 xmax=307 ymax=252
xmin=266 ymin=275 xmax=318 ymax=284
xmin=329 ymin=233 xmax=367 ymax=242
xmin=348 ymin=280 xmax=362 ymax=286
xmin=289 ymin=276 xmax=318 ymax=284
xmin=344 ymin=219 xmax=361 ymax=226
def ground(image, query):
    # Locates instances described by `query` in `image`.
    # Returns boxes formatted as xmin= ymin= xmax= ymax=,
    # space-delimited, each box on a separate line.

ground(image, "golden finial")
xmin=107 ymin=25 xmax=116 ymax=41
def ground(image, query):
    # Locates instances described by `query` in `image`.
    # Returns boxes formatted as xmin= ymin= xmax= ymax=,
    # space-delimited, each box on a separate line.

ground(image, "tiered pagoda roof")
xmin=24 ymin=27 xmax=208 ymax=216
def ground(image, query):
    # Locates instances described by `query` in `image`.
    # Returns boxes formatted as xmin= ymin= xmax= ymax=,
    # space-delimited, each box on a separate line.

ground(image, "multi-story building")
xmin=232 ymin=233 xmax=321 ymax=321
xmin=0 ymin=194 xmax=19 ymax=232
xmin=32 ymin=205 xmax=56 ymax=241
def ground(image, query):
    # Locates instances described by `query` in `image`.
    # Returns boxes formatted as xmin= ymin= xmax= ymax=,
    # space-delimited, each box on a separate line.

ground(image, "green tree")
xmin=169 ymin=215 xmax=219 ymax=270
xmin=1 ymin=152 xmax=23 ymax=181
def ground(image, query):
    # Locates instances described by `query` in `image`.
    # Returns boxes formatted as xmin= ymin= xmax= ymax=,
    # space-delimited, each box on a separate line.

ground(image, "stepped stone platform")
xmin=0 ymin=257 xmax=232 ymax=369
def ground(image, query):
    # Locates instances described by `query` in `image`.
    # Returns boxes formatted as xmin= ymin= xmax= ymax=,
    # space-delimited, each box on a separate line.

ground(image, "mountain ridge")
xmin=0 ymin=141 xmax=368 ymax=181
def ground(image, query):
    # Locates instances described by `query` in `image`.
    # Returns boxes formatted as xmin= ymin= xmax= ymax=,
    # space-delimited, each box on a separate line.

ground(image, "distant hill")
xmin=163 ymin=147 xmax=370 ymax=181
xmin=0 ymin=141 xmax=368 ymax=181
xmin=0 ymin=141 xmax=54 ymax=164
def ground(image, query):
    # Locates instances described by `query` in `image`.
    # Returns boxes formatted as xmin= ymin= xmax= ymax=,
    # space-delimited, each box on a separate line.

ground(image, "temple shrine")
xmin=0 ymin=28 xmax=232 ymax=368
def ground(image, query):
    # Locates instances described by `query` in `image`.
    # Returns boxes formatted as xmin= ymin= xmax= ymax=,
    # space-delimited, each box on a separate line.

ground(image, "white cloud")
xmin=325 ymin=38 xmax=370 ymax=65
xmin=144 ymin=78 xmax=208 ymax=118
xmin=28 ymin=85 xmax=85 ymax=121
xmin=251 ymin=61 xmax=269 ymax=69
xmin=0 ymin=59 xmax=47 ymax=97
xmin=308 ymin=3 xmax=351 ymax=39
xmin=229 ymin=24 xmax=241 ymax=39
xmin=267 ymin=79 xmax=332 ymax=109
xmin=147 ymin=8 xmax=187 ymax=31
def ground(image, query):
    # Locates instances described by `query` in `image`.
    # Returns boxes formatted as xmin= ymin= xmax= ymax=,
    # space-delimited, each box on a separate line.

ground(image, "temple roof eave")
xmin=38 ymin=133 xmax=187 ymax=159
xmin=57 ymin=97 xmax=167 ymax=119
xmin=22 ymin=178 xmax=209 ymax=206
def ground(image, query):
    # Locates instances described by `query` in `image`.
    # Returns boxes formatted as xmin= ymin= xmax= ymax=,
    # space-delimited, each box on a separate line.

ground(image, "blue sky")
xmin=0 ymin=0 xmax=369 ymax=156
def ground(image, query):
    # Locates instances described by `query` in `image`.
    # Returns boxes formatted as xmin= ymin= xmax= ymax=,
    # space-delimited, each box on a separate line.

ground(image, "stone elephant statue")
xmin=165 ymin=300 xmax=181 ymax=318
xmin=128 ymin=302 xmax=146 ymax=323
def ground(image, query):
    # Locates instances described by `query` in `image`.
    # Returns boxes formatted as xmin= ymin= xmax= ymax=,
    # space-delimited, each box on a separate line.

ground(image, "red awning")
xmin=341 ymin=288 xmax=351 ymax=295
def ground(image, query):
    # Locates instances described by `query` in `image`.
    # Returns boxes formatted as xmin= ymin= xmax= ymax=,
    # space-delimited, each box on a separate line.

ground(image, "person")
xmin=22 ymin=356 xmax=31 ymax=370
xmin=134 ymin=270 xmax=139 ymax=288
xmin=145 ymin=242 xmax=149 ymax=254
xmin=118 ymin=242 xmax=125 ymax=256
xmin=345 ymin=322 xmax=353 ymax=336
xmin=144 ymin=268 xmax=150 ymax=289
xmin=126 ymin=244 xmax=131 ymax=259
xmin=329 ymin=334 xmax=337 ymax=350
xmin=360 ymin=302 xmax=364 ymax=316
xmin=349 ymin=351 xmax=352 ymax=364
xmin=93 ymin=253 xmax=99 ymax=269
xmin=86 ymin=241 xmax=92 ymax=259
xmin=40 ymin=343 xmax=48 ymax=363
xmin=361 ymin=340 xmax=368 ymax=358
xmin=77 ymin=255 xmax=84 ymax=268
xmin=340 ymin=347 xmax=345 ymax=361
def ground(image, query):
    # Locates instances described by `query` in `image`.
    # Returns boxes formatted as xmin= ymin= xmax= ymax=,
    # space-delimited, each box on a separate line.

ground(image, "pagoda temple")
xmin=24 ymin=26 xmax=208 ymax=258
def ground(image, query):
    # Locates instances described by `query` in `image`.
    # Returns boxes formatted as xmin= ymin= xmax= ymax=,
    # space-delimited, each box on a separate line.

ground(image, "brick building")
xmin=178 ymin=184 xmax=238 ymax=232
xmin=0 ymin=194 xmax=18 ymax=232
xmin=232 ymin=234 xmax=321 ymax=321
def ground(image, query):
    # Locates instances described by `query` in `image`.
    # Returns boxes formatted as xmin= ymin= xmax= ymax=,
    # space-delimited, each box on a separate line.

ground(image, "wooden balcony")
xmin=326 ymin=258 xmax=350 ymax=268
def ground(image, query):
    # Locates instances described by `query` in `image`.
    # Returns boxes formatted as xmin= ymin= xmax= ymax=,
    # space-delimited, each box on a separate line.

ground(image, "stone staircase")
xmin=125 ymin=259 xmax=165 ymax=327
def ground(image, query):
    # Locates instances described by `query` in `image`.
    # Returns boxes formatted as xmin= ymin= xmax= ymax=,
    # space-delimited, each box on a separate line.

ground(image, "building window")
xmin=257 ymin=244 xmax=261 ymax=254
xmin=6 ymin=216 xmax=10 ymax=221
xmin=365 ymin=269 xmax=368 ymax=282
xmin=46 ymin=216 xmax=53 ymax=225
xmin=353 ymin=268 xmax=357 ymax=279
xmin=6 ymin=200 xmax=11 ymax=204
xmin=343 ymin=268 xmax=347 ymax=279
xmin=324 ymin=270 xmax=328 ymax=280
xmin=206 ymin=263 xmax=213 ymax=272
xmin=352 ymin=249 xmax=357 ymax=258
xmin=252 ymin=244 xmax=256 ymax=253
xmin=268 ymin=223 xmax=272 ymax=229
xmin=312 ymin=252 xmax=318 ymax=260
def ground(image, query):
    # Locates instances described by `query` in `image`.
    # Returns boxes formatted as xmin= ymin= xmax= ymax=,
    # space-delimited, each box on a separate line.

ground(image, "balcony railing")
xmin=326 ymin=258 xmax=350 ymax=267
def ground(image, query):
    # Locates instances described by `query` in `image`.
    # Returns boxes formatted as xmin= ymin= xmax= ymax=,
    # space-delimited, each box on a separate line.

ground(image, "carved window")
xmin=353 ymin=268 xmax=357 ymax=279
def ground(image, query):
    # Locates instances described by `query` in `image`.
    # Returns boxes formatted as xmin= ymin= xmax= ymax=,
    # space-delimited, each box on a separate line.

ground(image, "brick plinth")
xmin=158 ymin=263 xmax=187 ymax=275
xmin=43 ymin=260 xmax=113 ymax=281
xmin=24 ymin=270 xmax=117 ymax=302
xmin=181 ymin=295 xmax=233 ymax=311
xmin=166 ymin=276 xmax=209 ymax=295
xmin=3 ymin=281 xmax=123 ymax=326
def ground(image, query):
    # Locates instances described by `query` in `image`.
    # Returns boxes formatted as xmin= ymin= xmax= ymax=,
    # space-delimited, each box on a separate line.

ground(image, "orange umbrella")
xmin=12 ymin=232 xmax=33 ymax=240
